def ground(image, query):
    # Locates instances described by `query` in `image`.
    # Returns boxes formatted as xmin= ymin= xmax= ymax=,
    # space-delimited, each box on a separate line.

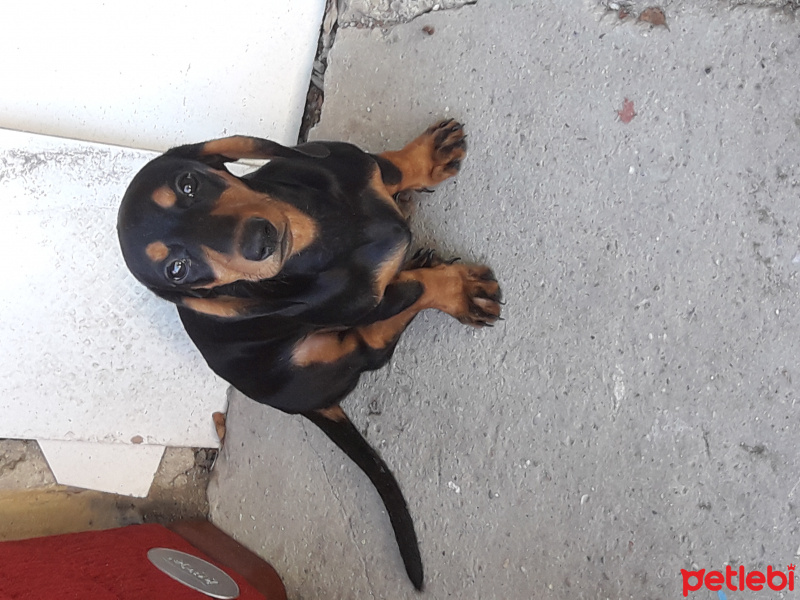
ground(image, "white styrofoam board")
xmin=0 ymin=1 xmax=324 ymax=495
xmin=0 ymin=0 xmax=326 ymax=151
xmin=0 ymin=128 xmax=229 ymax=447
xmin=38 ymin=440 xmax=165 ymax=497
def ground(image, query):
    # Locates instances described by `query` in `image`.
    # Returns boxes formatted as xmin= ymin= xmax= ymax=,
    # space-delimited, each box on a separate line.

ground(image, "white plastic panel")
xmin=0 ymin=129 xmax=228 ymax=447
xmin=0 ymin=0 xmax=325 ymax=151
xmin=38 ymin=440 xmax=165 ymax=497
xmin=0 ymin=0 xmax=324 ymax=494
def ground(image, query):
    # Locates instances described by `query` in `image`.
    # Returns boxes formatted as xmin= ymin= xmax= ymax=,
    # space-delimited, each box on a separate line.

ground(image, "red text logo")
xmin=681 ymin=564 xmax=795 ymax=596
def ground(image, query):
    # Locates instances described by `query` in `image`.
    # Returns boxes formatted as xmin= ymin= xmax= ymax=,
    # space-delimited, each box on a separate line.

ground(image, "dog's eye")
xmin=177 ymin=173 xmax=198 ymax=197
xmin=166 ymin=259 xmax=190 ymax=282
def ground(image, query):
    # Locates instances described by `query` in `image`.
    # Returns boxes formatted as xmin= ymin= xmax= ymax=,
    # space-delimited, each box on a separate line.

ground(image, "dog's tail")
xmin=302 ymin=405 xmax=424 ymax=591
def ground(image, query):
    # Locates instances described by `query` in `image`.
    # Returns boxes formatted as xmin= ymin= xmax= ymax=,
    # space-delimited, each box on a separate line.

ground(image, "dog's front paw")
xmin=425 ymin=119 xmax=467 ymax=184
xmin=426 ymin=263 xmax=501 ymax=327
xmin=455 ymin=264 xmax=502 ymax=327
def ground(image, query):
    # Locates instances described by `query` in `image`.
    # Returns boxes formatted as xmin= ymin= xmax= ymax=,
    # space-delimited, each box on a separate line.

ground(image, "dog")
xmin=117 ymin=120 xmax=502 ymax=589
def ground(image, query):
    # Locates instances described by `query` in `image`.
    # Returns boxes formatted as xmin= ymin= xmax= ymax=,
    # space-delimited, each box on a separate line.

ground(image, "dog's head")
xmin=117 ymin=136 xmax=328 ymax=308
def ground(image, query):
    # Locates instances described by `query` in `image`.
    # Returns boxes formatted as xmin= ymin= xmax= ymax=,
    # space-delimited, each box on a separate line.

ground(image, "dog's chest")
xmin=277 ymin=204 xmax=411 ymax=324
xmin=299 ymin=192 xmax=410 ymax=271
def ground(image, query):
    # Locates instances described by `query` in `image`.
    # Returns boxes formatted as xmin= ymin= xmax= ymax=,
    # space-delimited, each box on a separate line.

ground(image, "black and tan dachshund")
xmin=117 ymin=120 xmax=501 ymax=590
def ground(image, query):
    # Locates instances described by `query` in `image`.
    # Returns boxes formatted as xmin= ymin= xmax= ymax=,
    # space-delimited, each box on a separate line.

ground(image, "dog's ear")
xmin=164 ymin=135 xmax=330 ymax=168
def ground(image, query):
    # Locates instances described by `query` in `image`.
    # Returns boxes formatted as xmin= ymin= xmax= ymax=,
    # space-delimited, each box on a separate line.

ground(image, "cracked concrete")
xmin=0 ymin=441 xmax=55 ymax=491
xmin=339 ymin=0 xmax=476 ymax=27
xmin=209 ymin=1 xmax=799 ymax=598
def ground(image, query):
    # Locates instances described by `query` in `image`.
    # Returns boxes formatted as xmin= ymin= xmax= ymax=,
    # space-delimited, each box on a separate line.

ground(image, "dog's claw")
xmin=406 ymin=248 xmax=447 ymax=269
xmin=442 ymin=138 xmax=467 ymax=153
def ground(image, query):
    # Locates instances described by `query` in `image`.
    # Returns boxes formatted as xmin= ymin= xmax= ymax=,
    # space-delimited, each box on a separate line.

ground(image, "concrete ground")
xmin=209 ymin=2 xmax=800 ymax=598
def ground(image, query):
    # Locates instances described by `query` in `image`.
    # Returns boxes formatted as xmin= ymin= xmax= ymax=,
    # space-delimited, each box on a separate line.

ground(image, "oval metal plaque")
xmin=147 ymin=547 xmax=240 ymax=599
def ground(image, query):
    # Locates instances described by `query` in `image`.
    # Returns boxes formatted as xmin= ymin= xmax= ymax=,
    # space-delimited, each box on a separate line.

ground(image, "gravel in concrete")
xmin=0 ymin=441 xmax=55 ymax=491
xmin=209 ymin=2 xmax=800 ymax=598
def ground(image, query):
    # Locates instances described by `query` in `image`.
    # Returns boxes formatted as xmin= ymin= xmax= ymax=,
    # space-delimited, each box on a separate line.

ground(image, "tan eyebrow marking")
xmin=145 ymin=241 xmax=169 ymax=263
xmin=152 ymin=186 xmax=177 ymax=208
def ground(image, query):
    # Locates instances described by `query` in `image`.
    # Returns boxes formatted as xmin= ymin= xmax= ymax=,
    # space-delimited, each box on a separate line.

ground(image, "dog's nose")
xmin=240 ymin=217 xmax=279 ymax=261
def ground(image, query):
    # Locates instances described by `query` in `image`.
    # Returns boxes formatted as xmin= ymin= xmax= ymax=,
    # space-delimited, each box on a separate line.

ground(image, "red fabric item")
xmin=0 ymin=524 xmax=264 ymax=600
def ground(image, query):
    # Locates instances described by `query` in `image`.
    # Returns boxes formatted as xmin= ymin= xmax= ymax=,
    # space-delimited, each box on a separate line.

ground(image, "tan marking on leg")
xmin=316 ymin=405 xmax=347 ymax=422
xmin=152 ymin=186 xmax=176 ymax=209
xmin=379 ymin=120 xmax=466 ymax=195
xmin=292 ymin=331 xmax=359 ymax=367
xmin=291 ymin=290 xmax=428 ymax=368
xmin=394 ymin=267 xmax=473 ymax=317
xmin=291 ymin=263 xmax=500 ymax=367
xmin=394 ymin=264 xmax=501 ymax=325
xmin=145 ymin=241 xmax=169 ymax=263
xmin=356 ymin=309 xmax=420 ymax=349
xmin=379 ymin=147 xmax=431 ymax=196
